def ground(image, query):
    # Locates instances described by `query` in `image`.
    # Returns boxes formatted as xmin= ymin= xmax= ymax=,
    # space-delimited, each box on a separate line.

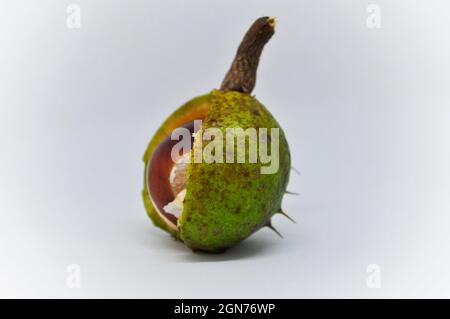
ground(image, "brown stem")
xmin=220 ymin=16 xmax=276 ymax=94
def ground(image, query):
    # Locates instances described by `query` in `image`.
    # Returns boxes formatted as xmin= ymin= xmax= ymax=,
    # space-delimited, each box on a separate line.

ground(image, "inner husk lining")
xmin=163 ymin=151 xmax=191 ymax=220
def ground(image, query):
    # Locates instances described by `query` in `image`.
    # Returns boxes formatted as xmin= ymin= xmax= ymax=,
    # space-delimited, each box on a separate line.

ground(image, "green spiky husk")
xmin=142 ymin=90 xmax=290 ymax=252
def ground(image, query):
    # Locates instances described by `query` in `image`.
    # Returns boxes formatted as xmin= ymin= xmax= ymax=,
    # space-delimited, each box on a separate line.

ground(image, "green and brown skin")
xmin=142 ymin=17 xmax=291 ymax=252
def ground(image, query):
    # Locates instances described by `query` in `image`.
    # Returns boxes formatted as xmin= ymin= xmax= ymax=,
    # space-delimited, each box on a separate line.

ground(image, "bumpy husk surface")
xmin=143 ymin=90 xmax=290 ymax=252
